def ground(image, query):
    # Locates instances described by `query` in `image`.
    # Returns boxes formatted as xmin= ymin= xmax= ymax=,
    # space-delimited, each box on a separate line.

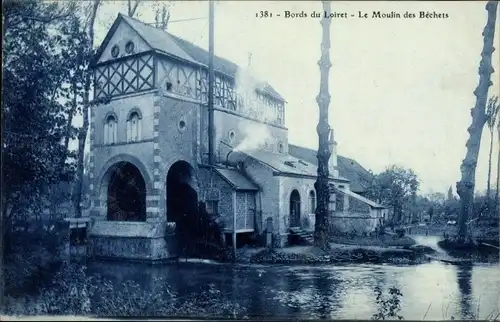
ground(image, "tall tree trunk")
xmin=456 ymin=1 xmax=497 ymax=243
xmin=496 ymin=124 xmax=500 ymax=214
xmin=73 ymin=0 xmax=100 ymax=218
xmin=314 ymin=0 xmax=333 ymax=250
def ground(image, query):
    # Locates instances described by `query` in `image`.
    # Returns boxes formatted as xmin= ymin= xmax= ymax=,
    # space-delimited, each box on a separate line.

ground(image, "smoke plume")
xmin=232 ymin=65 xmax=276 ymax=153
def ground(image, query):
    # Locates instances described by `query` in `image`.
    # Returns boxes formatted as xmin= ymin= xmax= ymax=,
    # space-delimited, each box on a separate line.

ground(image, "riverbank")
xmin=233 ymin=233 xmax=439 ymax=265
xmin=236 ymin=242 xmax=435 ymax=265
xmin=436 ymin=239 xmax=499 ymax=263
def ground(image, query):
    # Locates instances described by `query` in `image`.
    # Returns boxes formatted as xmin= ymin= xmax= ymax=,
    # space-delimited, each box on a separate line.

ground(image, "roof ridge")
xmin=118 ymin=13 xmax=284 ymax=100
xmin=121 ymin=13 xmax=239 ymax=70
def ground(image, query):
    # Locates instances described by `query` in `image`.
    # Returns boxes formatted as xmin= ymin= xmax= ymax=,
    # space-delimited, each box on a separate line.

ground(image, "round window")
xmin=229 ymin=130 xmax=236 ymax=142
xmin=125 ymin=41 xmax=135 ymax=54
xmin=111 ymin=45 xmax=120 ymax=58
xmin=178 ymin=117 xmax=187 ymax=132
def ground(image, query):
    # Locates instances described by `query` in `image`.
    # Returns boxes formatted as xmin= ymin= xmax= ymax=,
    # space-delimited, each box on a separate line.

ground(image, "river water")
xmin=4 ymin=234 xmax=500 ymax=319
xmin=7 ymin=258 xmax=497 ymax=320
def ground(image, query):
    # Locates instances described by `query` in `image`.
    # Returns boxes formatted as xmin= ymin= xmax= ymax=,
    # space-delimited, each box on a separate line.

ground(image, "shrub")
xmin=371 ymin=286 xmax=404 ymax=320
xmin=395 ymin=228 xmax=405 ymax=238
xmin=4 ymin=263 xmax=246 ymax=318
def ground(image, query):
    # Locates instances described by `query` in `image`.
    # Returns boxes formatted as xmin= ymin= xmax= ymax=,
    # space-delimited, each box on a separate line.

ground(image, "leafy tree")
xmin=2 ymin=0 xmax=83 ymax=247
xmin=366 ymin=165 xmax=419 ymax=225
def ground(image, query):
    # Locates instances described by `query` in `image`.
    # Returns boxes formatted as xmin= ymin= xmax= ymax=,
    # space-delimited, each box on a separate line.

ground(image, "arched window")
xmin=309 ymin=190 xmax=316 ymax=214
xmin=127 ymin=111 xmax=142 ymax=142
xmin=104 ymin=115 xmax=117 ymax=145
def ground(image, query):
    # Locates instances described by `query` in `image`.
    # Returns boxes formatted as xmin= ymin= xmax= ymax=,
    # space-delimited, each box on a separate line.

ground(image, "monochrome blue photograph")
xmin=2 ymin=0 xmax=499 ymax=320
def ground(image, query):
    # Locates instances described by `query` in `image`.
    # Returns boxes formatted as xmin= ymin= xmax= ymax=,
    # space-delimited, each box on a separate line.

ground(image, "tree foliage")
xmin=2 ymin=0 xmax=89 ymax=219
xmin=366 ymin=165 xmax=419 ymax=225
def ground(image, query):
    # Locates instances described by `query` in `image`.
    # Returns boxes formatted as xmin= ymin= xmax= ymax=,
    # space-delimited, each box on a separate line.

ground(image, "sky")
xmin=88 ymin=0 xmax=500 ymax=195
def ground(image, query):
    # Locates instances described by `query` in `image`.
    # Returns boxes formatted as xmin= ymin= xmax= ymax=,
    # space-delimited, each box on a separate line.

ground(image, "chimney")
xmin=248 ymin=52 xmax=252 ymax=68
xmin=328 ymin=128 xmax=334 ymax=150
xmin=328 ymin=128 xmax=339 ymax=177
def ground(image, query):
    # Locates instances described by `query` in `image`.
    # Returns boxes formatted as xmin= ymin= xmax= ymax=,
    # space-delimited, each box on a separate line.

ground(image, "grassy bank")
xmin=328 ymin=234 xmax=416 ymax=248
xmin=244 ymin=243 xmax=434 ymax=265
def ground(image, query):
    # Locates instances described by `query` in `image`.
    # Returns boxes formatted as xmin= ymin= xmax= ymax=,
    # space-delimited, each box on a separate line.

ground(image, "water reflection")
xmin=7 ymin=260 xmax=499 ymax=319
xmin=456 ymin=263 xmax=474 ymax=319
xmin=313 ymin=270 xmax=335 ymax=318
xmin=247 ymin=268 xmax=265 ymax=317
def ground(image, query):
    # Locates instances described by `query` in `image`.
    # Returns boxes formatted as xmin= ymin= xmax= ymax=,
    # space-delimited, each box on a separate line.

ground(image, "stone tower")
xmin=88 ymin=14 xmax=207 ymax=261
xmin=87 ymin=13 xmax=287 ymax=260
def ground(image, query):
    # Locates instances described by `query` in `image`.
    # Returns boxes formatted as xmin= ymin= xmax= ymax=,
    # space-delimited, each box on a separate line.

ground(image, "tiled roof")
xmin=237 ymin=149 xmax=349 ymax=181
xmin=120 ymin=14 xmax=198 ymax=64
xmin=214 ymin=167 xmax=259 ymax=191
xmin=288 ymin=144 xmax=374 ymax=193
xmin=337 ymin=187 xmax=386 ymax=209
xmin=119 ymin=14 xmax=284 ymax=101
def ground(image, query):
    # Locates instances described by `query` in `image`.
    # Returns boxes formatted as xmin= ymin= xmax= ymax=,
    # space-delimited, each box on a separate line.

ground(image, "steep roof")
xmin=288 ymin=144 xmax=374 ymax=193
xmin=214 ymin=168 xmax=259 ymax=191
xmin=97 ymin=14 xmax=284 ymax=101
xmin=337 ymin=187 xmax=386 ymax=209
xmin=229 ymin=148 xmax=349 ymax=182
xmin=120 ymin=14 xmax=199 ymax=65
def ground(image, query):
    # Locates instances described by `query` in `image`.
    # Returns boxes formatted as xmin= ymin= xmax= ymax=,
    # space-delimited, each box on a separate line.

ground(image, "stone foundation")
xmin=272 ymin=233 xmax=289 ymax=248
xmin=88 ymin=220 xmax=177 ymax=262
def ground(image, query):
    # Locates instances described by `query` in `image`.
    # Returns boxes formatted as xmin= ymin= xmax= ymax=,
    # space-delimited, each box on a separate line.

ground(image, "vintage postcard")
xmin=2 ymin=0 xmax=499 ymax=320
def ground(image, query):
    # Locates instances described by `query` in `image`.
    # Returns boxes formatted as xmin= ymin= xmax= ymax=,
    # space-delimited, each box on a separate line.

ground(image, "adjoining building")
xmin=88 ymin=14 xmax=387 ymax=261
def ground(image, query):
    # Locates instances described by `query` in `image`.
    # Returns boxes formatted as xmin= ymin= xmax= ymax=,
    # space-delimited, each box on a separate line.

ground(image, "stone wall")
xmin=89 ymin=221 xmax=177 ymax=261
xmin=235 ymin=191 xmax=256 ymax=230
xmin=329 ymin=211 xmax=380 ymax=234
xmin=198 ymin=168 xmax=234 ymax=230
xmin=238 ymin=158 xmax=278 ymax=238
xmin=278 ymin=175 xmax=317 ymax=233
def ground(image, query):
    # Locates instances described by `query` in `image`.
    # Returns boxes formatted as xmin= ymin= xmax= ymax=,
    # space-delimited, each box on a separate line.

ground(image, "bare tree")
xmin=152 ymin=1 xmax=172 ymax=30
xmin=485 ymin=96 xmax=499 ymax=205
xmin=314 ymin=0 xmax=333 ymax=250
xmin=127 ymin=0 xmax=141 ymax=18
xmin=496 ymin=110 xmax=500 ymax=215
xmin=456 ymin=1 xmax=498 ymax=243
xmin=73 ymin=0 xmax=101 ymax=218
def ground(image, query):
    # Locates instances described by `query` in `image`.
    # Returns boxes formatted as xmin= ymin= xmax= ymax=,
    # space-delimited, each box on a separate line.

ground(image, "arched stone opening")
xmin=100 ymin=161 xmax=146 ymax=221
xmin=166 ymin=160 xmax=198 ymax=223
xmin=289 ymin=189 xmax=301 ymax=228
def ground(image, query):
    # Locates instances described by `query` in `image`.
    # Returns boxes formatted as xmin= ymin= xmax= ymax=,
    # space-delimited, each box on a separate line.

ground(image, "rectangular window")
xmin=205 ymin=200 xmax=219 ymax=215
xmin=336 ymin=192 xmax=344 ymax=212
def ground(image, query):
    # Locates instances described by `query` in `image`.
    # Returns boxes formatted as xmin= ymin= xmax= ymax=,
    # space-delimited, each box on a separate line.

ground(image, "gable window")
xmin=127 ymin=111 xmax=142 ymax=142
xmin=104 ymin=115 xmax=117 ymax=145
xmin=309 ymin=190 xmax=316 ymax=214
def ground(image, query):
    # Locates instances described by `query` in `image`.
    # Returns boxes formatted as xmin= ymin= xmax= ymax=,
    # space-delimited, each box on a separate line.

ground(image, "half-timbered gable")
xmin=156 ymin=58 xmax=199 ymax=101
xmin=96 ymin=20 xmax=151 ymax=64
xmin=92 ymin=13 xmax=286 ymax=127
